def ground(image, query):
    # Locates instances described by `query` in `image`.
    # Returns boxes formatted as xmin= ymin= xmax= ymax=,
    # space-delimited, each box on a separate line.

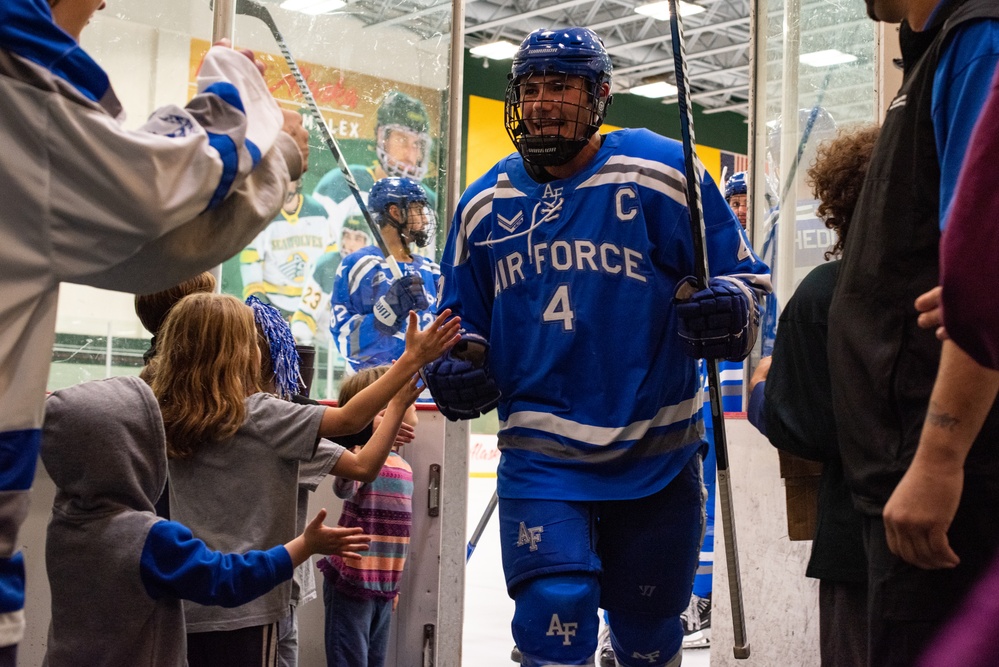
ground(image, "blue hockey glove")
xmin=423 ymin=332 xmax=501 ymax=421
xmin=373 ymin=274 xmax=430 ymax=336
xmin=674 ymin=275 xmax=759 ymax=361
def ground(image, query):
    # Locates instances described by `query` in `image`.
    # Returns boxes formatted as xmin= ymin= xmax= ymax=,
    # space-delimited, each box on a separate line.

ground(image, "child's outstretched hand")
xmin=373 ymin=411 xmax=416 ymax=446
xmin=390 ymin=375 xmax=423 ymax=413
xmin=405 ymin=310 xmax=461 ymax=366
xmin=304 ymin=509 xmax=370 ymax=561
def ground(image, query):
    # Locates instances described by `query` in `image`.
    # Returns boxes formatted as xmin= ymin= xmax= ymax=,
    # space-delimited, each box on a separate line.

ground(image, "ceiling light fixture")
xmin=799 ymin=49 xmax=858 ymax=67
xmin=470 ymin=40 xmax=521 ymax=60
xmin=634 ymin=0 xmax=707 ymax=20
xmin=628 ymin=81 xmax=679 ymax=98
xmin=279 ymin=0 xmax=347 ymax=15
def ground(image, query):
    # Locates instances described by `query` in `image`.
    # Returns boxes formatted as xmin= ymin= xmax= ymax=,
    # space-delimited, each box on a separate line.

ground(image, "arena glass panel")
xmin=752 ymin=0 xmax=877 ymax=307
xmin=48 ymin=0 xmax=456 ymax=403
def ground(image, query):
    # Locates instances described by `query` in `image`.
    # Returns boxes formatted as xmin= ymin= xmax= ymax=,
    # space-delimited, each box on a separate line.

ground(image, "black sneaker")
xmin=680 ymin=593 xmax=711 ymax=649
xmin=511 ymin=645 xmax=522 ymax=663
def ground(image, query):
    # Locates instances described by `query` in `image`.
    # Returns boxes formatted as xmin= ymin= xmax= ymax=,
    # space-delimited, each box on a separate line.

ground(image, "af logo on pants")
xmin=547 ymin=614 xmax=578 ymax=645
xmin=517 ymin=521 xmax=544 ymax=551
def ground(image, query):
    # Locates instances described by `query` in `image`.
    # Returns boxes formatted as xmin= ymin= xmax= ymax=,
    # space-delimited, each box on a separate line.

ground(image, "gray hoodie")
xmin=41 ymin=376 xmax=293 ymax=666
xmin=42 ymin=375 xmax=182 ymax=666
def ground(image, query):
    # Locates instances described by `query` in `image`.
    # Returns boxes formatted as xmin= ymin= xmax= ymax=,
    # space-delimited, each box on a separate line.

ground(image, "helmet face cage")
xmin=504 ymin=28 xmax=613 ymax=167
xmin=376 ymin=124 xmax=431 ymax=180
xmin=399 ymin=202 xmax=437 ymax=248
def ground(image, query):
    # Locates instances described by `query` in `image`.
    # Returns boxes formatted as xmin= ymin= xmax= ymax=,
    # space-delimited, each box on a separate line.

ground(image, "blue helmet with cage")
xmin=368 ymin=177 xmax=437 ymax=248
xmin=725 ymin=171 xmax=748 ymax=200
xmin=504 ymin=27 xmax=614 ymax=167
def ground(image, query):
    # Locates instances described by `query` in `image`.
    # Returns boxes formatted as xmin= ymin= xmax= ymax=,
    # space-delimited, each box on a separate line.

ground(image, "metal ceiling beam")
xmin=364 ymin=2 xmax=452 ymax=29
xmin=604 ymin=14 xmax=748 ymax=53
xmin=690 ymin=82 xmax=749 ymax=99
xmin=701 ymin=100 xmax=748 ymax=114
xmin=616 ymin=40 xmax=748 ymax=74
xmin=464 ymin=0 xmax=596 ymax=33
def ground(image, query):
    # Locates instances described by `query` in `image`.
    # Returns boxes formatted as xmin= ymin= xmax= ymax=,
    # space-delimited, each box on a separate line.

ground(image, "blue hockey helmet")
xmin=725 ymin=171 xmax=748 ymax=200
xmin=368 ymin=177 xmax=436 ymax=248
xmin=504 ymin=27 xmax=614 ymax=167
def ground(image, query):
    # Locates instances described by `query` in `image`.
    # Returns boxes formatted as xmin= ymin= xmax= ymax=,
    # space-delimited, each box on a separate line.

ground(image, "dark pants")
xmin=819 ymin=579 xmax=867 ymax=667
xmin=323 ymin=577 xmax=392 ymax=667
xmin=187 ymin=623 xmax=279 ymax=667
xmin=863 ymin=477 xmax=999 ymax=667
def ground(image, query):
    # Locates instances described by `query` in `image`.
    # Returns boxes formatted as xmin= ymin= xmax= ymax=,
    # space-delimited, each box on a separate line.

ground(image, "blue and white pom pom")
xmin=246 ymin=296 xmax=300 ymax=400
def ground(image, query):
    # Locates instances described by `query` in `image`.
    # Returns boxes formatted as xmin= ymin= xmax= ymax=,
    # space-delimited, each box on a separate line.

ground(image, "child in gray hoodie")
xmin=40 ymin=376 xmax=371 ymax=667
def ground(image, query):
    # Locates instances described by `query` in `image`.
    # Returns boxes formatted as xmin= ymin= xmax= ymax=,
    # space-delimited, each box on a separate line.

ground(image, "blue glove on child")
xmin=373 ymin=274 xmax=430 ymax=336
xmin=423 ymin=332 xmax=501 ymax=421
xmin=674 ymin=275 xmax=759 ymax=361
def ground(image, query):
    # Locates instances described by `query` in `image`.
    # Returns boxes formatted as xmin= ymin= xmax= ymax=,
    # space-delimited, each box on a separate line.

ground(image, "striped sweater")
xmin=318 ymin=452 xmax=413 ymax=600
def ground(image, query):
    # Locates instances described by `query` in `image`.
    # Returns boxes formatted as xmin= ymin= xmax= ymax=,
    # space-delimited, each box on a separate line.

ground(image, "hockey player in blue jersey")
xmin=425 ymin=28 xmax=770 ymax=667
xmin=330 ymin=177 xmax=440 ymax=373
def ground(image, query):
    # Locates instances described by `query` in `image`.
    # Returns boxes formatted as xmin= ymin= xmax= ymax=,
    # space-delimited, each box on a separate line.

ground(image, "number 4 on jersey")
xmin=543 ymin=285 xmax=575 ymax=331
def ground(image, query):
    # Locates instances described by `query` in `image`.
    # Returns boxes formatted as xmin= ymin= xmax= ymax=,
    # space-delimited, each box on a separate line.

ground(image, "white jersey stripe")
xmin=347 ymin=255 xmax=382 ymax=294
xmin=578 ymin=155 xmax=689 ymax=208
xmin=500 ymin=397 xmax=700 ymax=448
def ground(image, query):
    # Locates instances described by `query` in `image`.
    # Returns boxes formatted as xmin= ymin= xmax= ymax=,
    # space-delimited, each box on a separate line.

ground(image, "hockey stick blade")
xmin=667 ymin=0 xmax=751 ymax=658
xmin=229 ymin=0 xmax=403 ymax=280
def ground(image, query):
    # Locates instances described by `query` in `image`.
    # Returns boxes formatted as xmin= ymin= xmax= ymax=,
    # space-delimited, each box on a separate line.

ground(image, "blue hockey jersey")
xmin=331 ymin=246 xmax=440 ymax=372
xmin=438 ymin=128 xmax=771 ymax=501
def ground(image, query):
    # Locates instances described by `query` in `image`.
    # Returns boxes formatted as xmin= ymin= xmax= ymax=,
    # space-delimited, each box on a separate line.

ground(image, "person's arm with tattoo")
xmin=883 ymin=341 xmax=999 ymax=569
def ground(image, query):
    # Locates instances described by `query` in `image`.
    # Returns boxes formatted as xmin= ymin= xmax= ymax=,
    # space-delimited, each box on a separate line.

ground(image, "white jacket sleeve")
xmin=43 ymin=46 xmax=297 ymax=285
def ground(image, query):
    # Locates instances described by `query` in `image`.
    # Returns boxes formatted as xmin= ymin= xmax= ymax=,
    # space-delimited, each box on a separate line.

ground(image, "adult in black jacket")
xmin=827 ymin=0 xmax=999 ymax=664
xmin=748 ymin=126 xmax=879 ymax=667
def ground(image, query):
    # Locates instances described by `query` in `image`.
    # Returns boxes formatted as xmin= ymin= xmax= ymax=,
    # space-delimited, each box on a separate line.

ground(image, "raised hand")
xmin=303 ymin=509 xmax=370 ymax=561
xmin=404 ymin=310 xmax=461 ymax=367
xmin=391 ymin=375 xmax=423 ymax=412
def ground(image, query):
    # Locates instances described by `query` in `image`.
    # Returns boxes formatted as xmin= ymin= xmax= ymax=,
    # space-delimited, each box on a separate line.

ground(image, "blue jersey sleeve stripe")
xmin=0 ymin=429 xmax=41 ymax=491
xmin=246 ymin=138 xmax=261 ymax=168
xmin=0 ymin=554 xmax=25 ymax=614
xmin=201 ymin=81 xmax=246 ymax=113
xmin=205 ymin=132 xmax=240 ymax=211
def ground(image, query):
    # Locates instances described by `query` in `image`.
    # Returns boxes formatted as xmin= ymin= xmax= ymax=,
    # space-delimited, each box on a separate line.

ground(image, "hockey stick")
xmin=466 ymin=490 xmax=498 ymax=562
xmin=230 ymin=0 xmax=404 ymax=281
xmin=666 ymin=1 xmax=751 ymax=659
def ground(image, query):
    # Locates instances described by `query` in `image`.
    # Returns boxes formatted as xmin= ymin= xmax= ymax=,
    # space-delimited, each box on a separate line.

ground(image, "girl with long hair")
xmin=150 ymin=293 xmax=458 ymax=667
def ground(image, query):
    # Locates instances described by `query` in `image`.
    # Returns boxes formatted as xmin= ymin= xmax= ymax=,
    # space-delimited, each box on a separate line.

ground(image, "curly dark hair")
xmin=807 ymin=124 xmax=881 ymax=260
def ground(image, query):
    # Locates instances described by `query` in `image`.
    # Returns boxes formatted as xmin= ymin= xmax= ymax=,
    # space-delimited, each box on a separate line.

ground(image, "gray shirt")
xmin=169 ymin=393 xmax=341 ymax=632
xmin=294 ymin=438 xmax=343 ymax=606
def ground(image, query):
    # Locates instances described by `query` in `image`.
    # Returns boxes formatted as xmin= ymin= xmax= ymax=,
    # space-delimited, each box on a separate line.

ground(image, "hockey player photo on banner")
xmin=185 ymin=40 xmax=443 ymax=343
